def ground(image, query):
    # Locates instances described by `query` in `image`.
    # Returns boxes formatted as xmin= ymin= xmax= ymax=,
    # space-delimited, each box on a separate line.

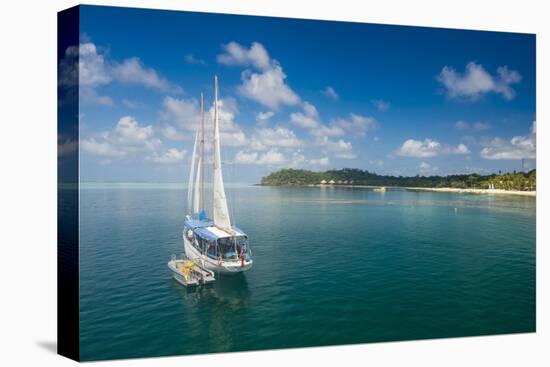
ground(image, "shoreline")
xmin=404 ymin=187 xmax=536 ymax=197
xmin=262 ymin=183 xmax=536 ymax=197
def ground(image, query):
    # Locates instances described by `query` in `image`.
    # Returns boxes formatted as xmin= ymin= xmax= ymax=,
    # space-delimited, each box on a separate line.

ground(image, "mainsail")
xmin=193 ymin=156 xmax=201 ymax=215
xmin=187 ymin=130 xmax=198 ymax=215
xmin=212 ymin=75 xmax=231 ymax=229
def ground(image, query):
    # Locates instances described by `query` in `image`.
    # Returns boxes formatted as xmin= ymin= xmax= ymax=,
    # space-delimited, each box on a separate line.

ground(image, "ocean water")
xmin=76 ymin=183 xmax=536 ymax=361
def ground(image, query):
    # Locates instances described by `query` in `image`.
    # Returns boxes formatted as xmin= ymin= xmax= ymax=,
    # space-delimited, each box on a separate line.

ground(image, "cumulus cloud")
xmin=160 ymin=96 xmax=248 ymax=146
xmin=396 ymin=138 xmax=470 ymax=158
xmin=217 ymin=41 xmax=271 ymax=70
xmin=317 ymin=136 xmax=356 ymax=160
xmin=234 ymin=148 xmax=287 ymax=165
xmin=238 ymin=65 xmax=300 ymax=110
xmin=250 ymin=126 xmax=303 ymax=150
xmin=81 ymin=116 xmax=161 ymax=158
xmin=331 ymin=114 xmax=377 ymax=136
xmin=218 ymin=41 xmax=300 ymax=110
xmin=309 ymin=156 xmax=330 ymax=166
xmin=480 ymin=121 xmax=536 ymax=160
xmin=149 ymin=148 xmax=186 ymax=164
xmin=59 ymin=42 xmax=183 ymax=106
xmin=437 ymin=62 xmax=521 ymax=101
xmin=290 ymin=102 xmax=345 ymax=137
xmin=112 ymin=57 xmax=182 ymax=93
xmin=322 ymin=86 xmax=339 ymax=100
xmin=256 ymin=111 xmax=275 ymax=124
xmin=290 ymin=102 xmax=322 ymax=129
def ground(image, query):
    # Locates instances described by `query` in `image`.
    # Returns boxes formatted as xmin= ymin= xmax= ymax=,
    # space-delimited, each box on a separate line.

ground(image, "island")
xmin=260 ymin=168 xmax=536 ymax=196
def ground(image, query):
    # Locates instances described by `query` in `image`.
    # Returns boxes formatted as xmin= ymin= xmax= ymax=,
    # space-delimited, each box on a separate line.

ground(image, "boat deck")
xmin=168 ymin=257 xmax=216 ymax=286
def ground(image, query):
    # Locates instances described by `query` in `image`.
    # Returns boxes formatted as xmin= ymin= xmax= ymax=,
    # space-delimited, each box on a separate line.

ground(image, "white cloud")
xmin=235 ymin=148 xmax=287 ymax=165
xmin=396 ymin=138 xmax=470 ymax=158
xmin=238 ymin=65 xmax=300 ymax=110
xmin=80 ymin=87 xmax=114 ymax=106
xmin=112 ymin=57 xmax=182 ymax=93
xmin=322 ymin=86 xmax=339 ymax=100
xmin=74 ymin=43 xmax=111 ymax=87
xmin=59 ymin=42 xmax=183 ymax=106
xmin=372 ymin=99 xmax=390 ymax=111
xmin=290 ymin=102 xmax=345 ymax=137
xmin=290 ymin=102 xmax=321 ymax=129
xmin=256 ymin=111 xmax=275 ymax=124
xmin=480 ymin=121 xmax=536 ymax=160
xmin=81 ymin=116 xmax=161 ymax=158
xmin=437 ymin=62 xmax=521 ymax=100
xmin=317 ymin=136 xmax=356 ymax=159
xmin=218 ymin=41 xmax=300 ymax=110
xmin=454 ymin=143 xmax=471 ymax=155
xmin=161 ymin=125 xmax=186 ymax=141
xmin=149 ymin=148 xmax=186 ymax=164
xmin=251 ymin=126 xmax=303 ymax=150
xmin=258 ymin=149 xmax=286 ymax=165
xmin=81 ymin=137 xmax=126 ymax=158
xmin=309 ymin=156 xmax=330 ymax=166
xmin=332 ymin=113 xmax=377 ymax=136
xmin=217 ymin=41 xmax=271 ymax=70
xmin=161 ymin=96 xmax=248 ymax=146
xmin=161 ymin=96 xmax=200 ymax=131
xmin=184 ymin=54 xmax=206 ymax=65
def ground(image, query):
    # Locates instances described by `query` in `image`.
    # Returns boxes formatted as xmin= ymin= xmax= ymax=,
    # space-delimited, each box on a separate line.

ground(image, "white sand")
xmin=406 ymin=187 xmax=536 ymax=197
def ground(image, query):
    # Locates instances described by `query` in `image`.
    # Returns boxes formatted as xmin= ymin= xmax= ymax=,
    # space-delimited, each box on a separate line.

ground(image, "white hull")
xmin=184 ymin=235 xmax=253 ymax=274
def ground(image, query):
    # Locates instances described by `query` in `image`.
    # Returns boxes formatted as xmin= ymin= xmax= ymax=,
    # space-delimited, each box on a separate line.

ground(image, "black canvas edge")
xmin=57 ymin=5 xmax=80 ymax=362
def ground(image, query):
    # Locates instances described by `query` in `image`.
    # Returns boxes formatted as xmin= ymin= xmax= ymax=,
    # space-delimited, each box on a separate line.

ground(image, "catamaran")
xmin=181 ymin=75 xmax=253 ymax=274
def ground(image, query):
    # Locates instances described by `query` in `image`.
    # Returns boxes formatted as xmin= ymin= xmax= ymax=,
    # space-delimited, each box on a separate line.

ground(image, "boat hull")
xmin=183 ymin=235 xmax=253 ymax=274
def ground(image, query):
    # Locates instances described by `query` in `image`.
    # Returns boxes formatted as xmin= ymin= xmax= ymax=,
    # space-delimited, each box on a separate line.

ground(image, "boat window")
xmin=207 ymin=241 xmax=217 ymax=258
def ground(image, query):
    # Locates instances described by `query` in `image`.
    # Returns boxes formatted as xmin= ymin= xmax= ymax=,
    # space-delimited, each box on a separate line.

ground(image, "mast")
xmin=212 ymin=75 xmax=231 ymax=229
xmin=199 ymin=92 xmax=205 ymax=213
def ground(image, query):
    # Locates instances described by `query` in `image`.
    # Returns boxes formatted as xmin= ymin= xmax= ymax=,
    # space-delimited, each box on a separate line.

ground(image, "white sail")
xmin=212 ymin=75 xmax=231 ymax=229
xmin=193 ymin=156 xmax=201 ymax=215
xmin=187 ymin=130 xmax=199 ymax=215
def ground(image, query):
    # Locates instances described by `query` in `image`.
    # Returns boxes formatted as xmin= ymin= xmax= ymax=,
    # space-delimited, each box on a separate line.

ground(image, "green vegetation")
xmin=261 ymin=168 xmax=536 ymax=191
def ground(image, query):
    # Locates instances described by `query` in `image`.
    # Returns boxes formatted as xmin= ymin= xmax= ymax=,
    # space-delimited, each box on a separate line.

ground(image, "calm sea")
xmin=74 ymin=183 xmax=535 ymax=361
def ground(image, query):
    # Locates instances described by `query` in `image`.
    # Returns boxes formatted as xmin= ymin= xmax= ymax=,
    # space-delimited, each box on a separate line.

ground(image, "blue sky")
xmin=69 ymin=5 xmax=536 ymax=183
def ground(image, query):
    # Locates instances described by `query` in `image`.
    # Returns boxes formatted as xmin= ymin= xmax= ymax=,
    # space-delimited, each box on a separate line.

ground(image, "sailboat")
xmin=181 ymin=75 xmax=253 ymax=274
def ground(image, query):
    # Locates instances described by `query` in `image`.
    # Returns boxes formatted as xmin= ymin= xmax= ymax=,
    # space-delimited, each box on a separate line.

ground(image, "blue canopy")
xmin=184 ymin=219 xmax=213 ymax=229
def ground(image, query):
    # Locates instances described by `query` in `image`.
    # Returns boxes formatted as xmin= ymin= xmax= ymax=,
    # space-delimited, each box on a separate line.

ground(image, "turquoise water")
xmin=77 ymin=184 xmax=536 ymax=361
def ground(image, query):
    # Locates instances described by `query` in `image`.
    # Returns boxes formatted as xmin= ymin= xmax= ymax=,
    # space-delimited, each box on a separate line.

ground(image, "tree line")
xmin=261 ymin=168 xmax=536 ymax=191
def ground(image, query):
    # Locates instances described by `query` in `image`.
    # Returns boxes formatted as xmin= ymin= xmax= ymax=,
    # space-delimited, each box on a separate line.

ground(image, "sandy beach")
xmin=404 ymin=187 xmax=536 ymax=197
xmin=312 ymin=184 xmax=536 ymax=197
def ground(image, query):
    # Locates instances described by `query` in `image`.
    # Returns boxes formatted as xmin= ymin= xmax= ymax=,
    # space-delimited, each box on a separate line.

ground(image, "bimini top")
xmin=185 ymin=218 xmax=247 ymax=241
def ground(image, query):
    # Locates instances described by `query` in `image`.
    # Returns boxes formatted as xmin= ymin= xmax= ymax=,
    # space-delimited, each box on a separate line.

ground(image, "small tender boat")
xmin=168 ymin=255 xmax=216 ymax=286
xmin=373 ymin=186 xmax=386 ymax=192
xmin=180 ymin=75 xmax=253 ymax=275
